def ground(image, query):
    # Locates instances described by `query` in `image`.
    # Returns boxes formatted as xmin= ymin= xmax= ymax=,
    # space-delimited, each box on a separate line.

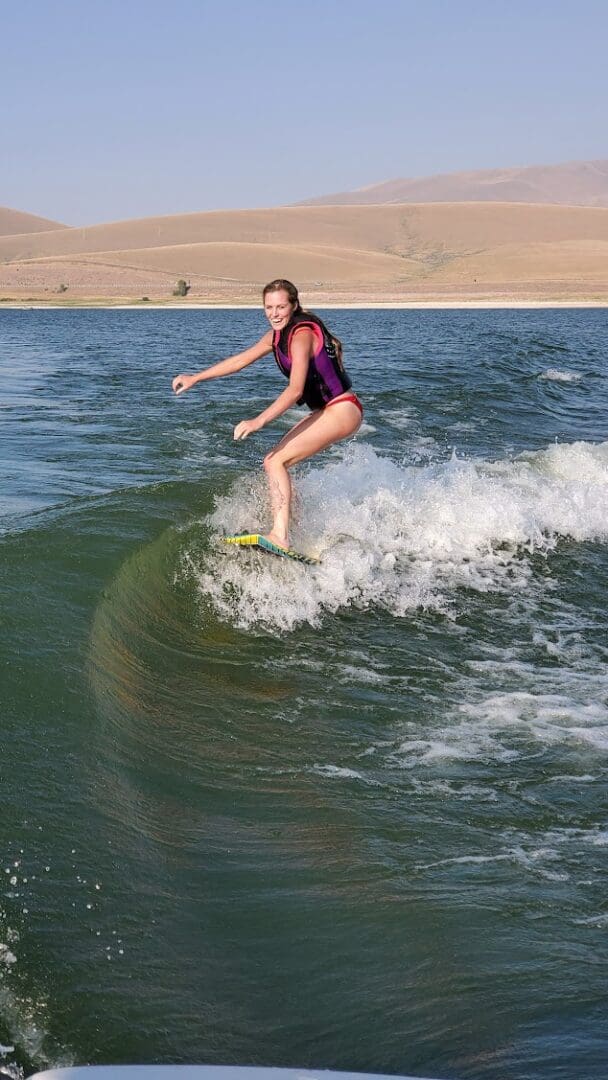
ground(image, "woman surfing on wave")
xmin=172 ymin=279 xmax=363 ymax=554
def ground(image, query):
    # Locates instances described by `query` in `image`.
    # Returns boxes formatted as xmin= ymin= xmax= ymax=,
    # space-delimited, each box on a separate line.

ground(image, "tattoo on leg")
xmin=269 ymin=473 xmax=287 ymax=509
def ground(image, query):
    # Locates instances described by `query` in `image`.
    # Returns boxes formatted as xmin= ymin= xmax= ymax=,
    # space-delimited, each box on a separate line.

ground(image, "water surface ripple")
xmin=1 ymin=308 xmax=607 ymax=1080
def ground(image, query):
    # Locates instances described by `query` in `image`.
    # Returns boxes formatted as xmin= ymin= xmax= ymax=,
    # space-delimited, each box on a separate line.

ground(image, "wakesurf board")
xmin=223 ymin=533 xmax=319 ymax=565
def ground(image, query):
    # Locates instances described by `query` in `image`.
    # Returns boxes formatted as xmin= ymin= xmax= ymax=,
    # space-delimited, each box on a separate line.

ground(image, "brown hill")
xmin=1 ymin=202 xmax=607 ymax=303
xmin=0 ymin=207 xmax=67 ymax=237
xmin=299 ymin=160 xmax=608 ymax=208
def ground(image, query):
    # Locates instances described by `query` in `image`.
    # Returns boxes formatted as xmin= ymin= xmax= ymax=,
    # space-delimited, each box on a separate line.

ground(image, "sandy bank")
xmin=2 ymin=298 xmax=607 ymax=310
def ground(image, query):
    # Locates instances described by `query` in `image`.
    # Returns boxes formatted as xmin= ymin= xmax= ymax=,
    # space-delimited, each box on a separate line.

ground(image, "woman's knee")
xmin=264 ymin=450 xmax=285 ymax=473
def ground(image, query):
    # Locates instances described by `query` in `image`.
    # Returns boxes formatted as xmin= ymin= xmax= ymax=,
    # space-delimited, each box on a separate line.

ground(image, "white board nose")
xmin=27 ymin=1066 xmax=446 ymax=1080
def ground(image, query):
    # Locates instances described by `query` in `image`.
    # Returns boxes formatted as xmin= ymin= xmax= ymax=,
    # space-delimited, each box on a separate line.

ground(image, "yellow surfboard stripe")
xmin=223 ymin=533 xmax=319 ymax=565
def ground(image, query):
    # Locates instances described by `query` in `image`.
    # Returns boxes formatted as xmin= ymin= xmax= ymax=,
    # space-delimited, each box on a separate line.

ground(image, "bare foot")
xmin=263 ymin=531 xmax=289 ymax=550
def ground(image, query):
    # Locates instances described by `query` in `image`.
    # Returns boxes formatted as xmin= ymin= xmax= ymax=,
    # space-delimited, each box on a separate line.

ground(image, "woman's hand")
xmin=172 ymin=373 xmax=198 ymax=395
xmin=233 ymin=417 xmax=263 ymax=441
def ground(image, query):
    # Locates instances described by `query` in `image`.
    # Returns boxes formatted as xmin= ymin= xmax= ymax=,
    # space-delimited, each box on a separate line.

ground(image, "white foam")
xmin=418 ymin=853 xmax=513 ymax=869
xmin=389 ymin=675 xmax=608 ymax=770
xmin=188 ymin=439 xmax=608 ymax=632
xmin=383 ymin=406 xmax=419 ymax=431
xmin=536 ymin=826 xmax=608 ymax=848
xmin=331 ymin=663 xmax=393 ymax=686
xmin=417 ymin=838 xmax=578 ymax=882
xmin=391 ymin=728 xmax=520 ymax=768
xmin=311 ymin=765 xmax=366 ymax=781
xmin=573 ymin=913 xmax=608 ymax=927
xmin=547 ymin=774 xmax=598 ymax=784
xmin=408 ymin=778 xmax=498 ymax=801
xmin=507 ymin=846 xmax=570 ymax=881
xmin=0 ymin=944 xmax=17 ymax=967
xmin=460 ymin=690 xmax=608 ymax=745
xmin=448 ymin=421 xmax=477 ymax=433
xmin=416 ymin=846 xmax=569 ymax=881
xmin=538 ymin=368 xmax=582 ymax=382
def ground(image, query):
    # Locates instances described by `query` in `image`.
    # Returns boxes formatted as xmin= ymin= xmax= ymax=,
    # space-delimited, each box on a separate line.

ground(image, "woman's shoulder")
xmin=289 ymin=323 xmax=320 ymax=353
xmin=291 ymin=324 xmax=315 ymax=337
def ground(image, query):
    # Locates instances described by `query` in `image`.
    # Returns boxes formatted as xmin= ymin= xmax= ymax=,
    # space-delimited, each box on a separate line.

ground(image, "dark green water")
xmin=1 ymin=309 xmax=607 ymax=1080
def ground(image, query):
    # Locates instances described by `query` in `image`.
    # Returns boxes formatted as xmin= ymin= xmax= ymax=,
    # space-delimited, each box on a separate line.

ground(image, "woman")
xmin=172 ymin=279 xmax=363 ymax=552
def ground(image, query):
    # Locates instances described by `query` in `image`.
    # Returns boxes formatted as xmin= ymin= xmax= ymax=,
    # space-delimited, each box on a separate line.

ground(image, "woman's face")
xmin=264 ymin=290 xmax=295 ymax=331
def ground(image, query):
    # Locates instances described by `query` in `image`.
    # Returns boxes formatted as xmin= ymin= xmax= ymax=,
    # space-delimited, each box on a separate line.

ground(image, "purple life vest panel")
xmin=272 ymin=311 xmax=352 ymax=411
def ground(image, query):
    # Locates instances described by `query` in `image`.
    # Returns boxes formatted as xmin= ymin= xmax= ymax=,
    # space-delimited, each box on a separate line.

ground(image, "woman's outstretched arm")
xmin=172 ymin=331 xmax=273 ymax=395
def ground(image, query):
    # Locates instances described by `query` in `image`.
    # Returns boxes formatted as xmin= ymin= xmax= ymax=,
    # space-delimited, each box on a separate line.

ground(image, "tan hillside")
xmin=299 ymin=160 xmax=608 ymax=208
xmin=0 ymin=207 xmax=68 ymax=237
xmin=1 ymin=202 xmax=607 ymax=303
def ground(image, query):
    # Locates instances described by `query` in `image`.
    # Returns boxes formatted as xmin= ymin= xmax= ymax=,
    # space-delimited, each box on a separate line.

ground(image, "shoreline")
xmin=1 ymin=299 xmax=608 ymax=310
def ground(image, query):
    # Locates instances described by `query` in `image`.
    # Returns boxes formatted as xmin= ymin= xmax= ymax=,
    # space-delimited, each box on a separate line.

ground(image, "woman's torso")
xmin=272 ymin=311 xmax=353 ymax=411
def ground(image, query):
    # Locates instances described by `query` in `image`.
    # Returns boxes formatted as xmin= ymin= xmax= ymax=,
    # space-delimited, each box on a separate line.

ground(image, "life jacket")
xmin=272 ymin=310 xmax=352 ymax=411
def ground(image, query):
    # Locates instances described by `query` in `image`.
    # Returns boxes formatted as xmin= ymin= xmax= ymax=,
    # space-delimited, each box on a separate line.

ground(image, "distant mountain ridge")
xmin=298 ymin=160 xmax=608 ymax=208
xmin=0 ymin=207 xmax=67 ymax=236
xmin=3 ymin=159 xmax=608 ymax=302
xmin=1 ymin=201 xmax=607 ymax=303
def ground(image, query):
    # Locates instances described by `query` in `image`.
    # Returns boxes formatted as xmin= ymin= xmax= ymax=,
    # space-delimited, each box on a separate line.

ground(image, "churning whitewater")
xmin=191 ymin=439 xmax=608 ymax=631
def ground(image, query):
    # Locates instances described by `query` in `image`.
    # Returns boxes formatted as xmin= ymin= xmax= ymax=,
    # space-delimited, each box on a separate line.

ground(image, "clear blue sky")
xmin=3 ymin=0 xmax=607 ymax=225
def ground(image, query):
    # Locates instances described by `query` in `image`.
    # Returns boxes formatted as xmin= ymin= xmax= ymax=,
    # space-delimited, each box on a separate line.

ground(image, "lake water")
xmin=1 ymin=308 xmax=607 ymax=1080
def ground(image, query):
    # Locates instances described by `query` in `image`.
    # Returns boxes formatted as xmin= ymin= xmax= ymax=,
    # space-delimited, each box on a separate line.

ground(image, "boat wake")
xmin=189 ymin=439 xmax=608 ymax=632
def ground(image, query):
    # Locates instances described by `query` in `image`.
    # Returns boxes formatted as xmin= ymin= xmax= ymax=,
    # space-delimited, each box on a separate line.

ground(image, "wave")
xmin=85 ymin=439 xmax=608 ymax=801
xmin=190 ymin=439 xmax=608 ymax=632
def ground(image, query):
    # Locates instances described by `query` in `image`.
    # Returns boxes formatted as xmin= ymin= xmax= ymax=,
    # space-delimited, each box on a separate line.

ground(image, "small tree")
xmin=173 ymin=279 xmax=190 ymax=297
xmin=58 ymin=283 xmax=68 ymax=293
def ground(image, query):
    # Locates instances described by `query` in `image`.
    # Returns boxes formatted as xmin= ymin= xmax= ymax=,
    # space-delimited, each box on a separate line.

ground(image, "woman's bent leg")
xmin=263 ymin=401 xmax=361 ymax=547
